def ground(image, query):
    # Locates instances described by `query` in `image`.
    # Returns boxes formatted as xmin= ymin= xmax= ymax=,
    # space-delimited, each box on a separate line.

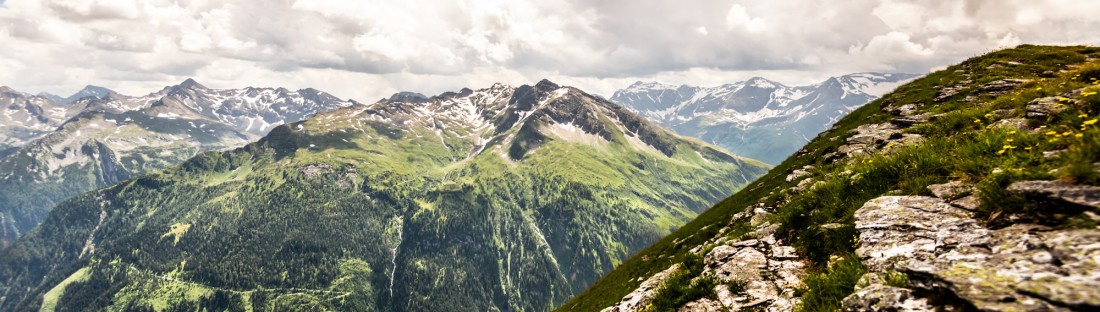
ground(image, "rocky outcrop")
xmin=693 ymin=233 xmax=806 ymax=312
xmin=976 ymin=79 xmax=1030 ymax=96
xmin=846 ymin=188 xmax=1100 ymax=311
xmin=601 ymin=265 xmax=681 ymax=312
xmin=603 ymin=204 xmax=808 ymax=312
xmin=828 ymin=122 xmax=923 ymax=162
xmin=1008 ymin=180 xmax=1100 ymax=208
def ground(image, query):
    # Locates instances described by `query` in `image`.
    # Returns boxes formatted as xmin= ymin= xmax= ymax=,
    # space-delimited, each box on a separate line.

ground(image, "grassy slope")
xmin=557 ymin=45 xmax=1100 ymax=311
xmin=0 ymin=111 xmax=248 ymax=247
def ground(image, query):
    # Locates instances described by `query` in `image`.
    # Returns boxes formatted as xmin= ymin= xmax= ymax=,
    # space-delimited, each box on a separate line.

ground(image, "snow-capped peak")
xmin=746 ymin=77 xmax=780 ymax=89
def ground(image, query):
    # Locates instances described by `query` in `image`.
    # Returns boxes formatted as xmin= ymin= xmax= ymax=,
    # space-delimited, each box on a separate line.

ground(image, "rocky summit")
xmin=560 ymin=45 xmax=1100 ymax=312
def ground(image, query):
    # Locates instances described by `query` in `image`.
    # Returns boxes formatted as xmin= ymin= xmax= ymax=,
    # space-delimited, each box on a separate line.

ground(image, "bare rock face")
xmin=836 ymin=123 xmax=901 ymax=158
xmin=848 ymin=194 xmax=1100 ymax=311
xmin=842 ymin=281 xmax=933 ymax=312
xmin=853 ymin=196 xmax=989 ymax=272
xmin=697 ymin=231 xmax=806 ymax=311
xmin=926 ymin=181 xmax=973 ymax=200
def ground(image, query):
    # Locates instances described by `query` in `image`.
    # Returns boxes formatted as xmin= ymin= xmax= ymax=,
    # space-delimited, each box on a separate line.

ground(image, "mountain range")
xmin=0 ymin=80 xmax=356 ymax=246
xmin=610 ymin=73 xmax=918 ymax=164
xmin=0 ymin=79 xmax=770 ymax=311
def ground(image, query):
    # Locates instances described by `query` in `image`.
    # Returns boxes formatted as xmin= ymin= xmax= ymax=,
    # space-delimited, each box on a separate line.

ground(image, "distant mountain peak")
xmin=625 ymin=81 xmax=681 ymax=91
xmin=177 ymin=78 xmax=206 ymax=90
xmin=535 ymin=78 xmax=560 ymax=90
xmin=746 ymin=76 xmax=781 ymax=89
xmin=388 ymin=91 xmax=429 ymax=103
xmin=61 ymin=85 xmax=116 ymax=103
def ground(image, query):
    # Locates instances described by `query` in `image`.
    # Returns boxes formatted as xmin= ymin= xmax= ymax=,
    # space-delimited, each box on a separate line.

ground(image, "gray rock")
xmin=711 ymin=248 xmax=767 ymax=282
xmin=678 ymin=298 xmax=725 ymax=312
xmin=934 ymin=86 xmax=964 ymax=102
xmin=853 ymin=194 xmax=1100 ymax=312
xmin=885 ymin=103 xmax=922 ymax=117
xmin=770 ymin=246 xmax=799 ymax=259
xmin=881 ymin=134 xmax=925 ymax=155
xmin=754 ymin=224 xmax=779 ymax=246
xmin=768 ymin=258 xmax=806 ymax=296
xmin=842 ymin=284 xmax=933 ymax=312
xmin=977 ymin=79 xmax=1030 ymax=95
xmin=1027 ymin=96 xmax=1068 ymax=118
xmin=926 ymin=181 xmax=972 ymax=200
xmin=705 ymin=245 xmax=740 ymax=266
xmin=990 ymin=109 xmax=1015 ymax=118
xmin=730 ymin=239 xmax=759 ymax=247
xmin=991 ymin=118 xmax=1031 ymax=131
xmin=904 ymin=225 xmax=1100 ymax=311
xmin=786 ymin=168 xmax=811 ymax=182
xmin=601 ymin=264 xmax=682 ymax=312
xmin=751 ymin=209 xmax=772 ymax=227
xmin=949 ymin=195 xmax=981 ymax=211
xmin=892 ymin=114 xmax=929 ymax=127
xmin=854 ymin=196 xmax=988 ymax=271
xmin=1008 ymin=180 xmax=1100 ymax=208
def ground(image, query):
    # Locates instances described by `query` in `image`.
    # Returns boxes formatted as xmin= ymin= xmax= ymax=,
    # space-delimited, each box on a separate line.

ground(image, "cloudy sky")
xmin=1 ymin=0 xmax=1099 ymax=101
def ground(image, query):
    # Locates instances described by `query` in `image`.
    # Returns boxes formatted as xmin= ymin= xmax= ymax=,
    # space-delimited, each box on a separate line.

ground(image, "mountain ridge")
xmin=610 ymin=72 xmax=918 ymax=164
xmin=0 ymin=79 xmax=356 ymax=246
xmin=0 ymin=79 xmax=770 ymax=311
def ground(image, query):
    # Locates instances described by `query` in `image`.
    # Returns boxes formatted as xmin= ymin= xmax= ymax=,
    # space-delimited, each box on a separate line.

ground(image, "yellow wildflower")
xmin=1045 ymin=130 xmax=1058 ymax=136
xmin=1063 ymin=131 xmax=1072 ymax=136
xmin=1084 ymin=119 xmax=1098 ymax=126
xmin=1075 ymin=133 xmax=1084 ymax=138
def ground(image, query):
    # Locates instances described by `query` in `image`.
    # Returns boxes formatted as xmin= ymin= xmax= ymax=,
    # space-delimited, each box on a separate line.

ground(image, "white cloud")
xmin=0 ymin=0 xmax=1098 ymax=101
xmin=725 ymin=4 xmax=767 ymax=33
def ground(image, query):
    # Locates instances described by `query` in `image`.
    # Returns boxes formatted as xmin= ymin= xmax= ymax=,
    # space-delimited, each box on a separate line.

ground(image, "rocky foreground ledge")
xmin=845 ymin=181 xmax=1100 ymax=311
xmin=603 ymin=179 xmax=1100 ymax=312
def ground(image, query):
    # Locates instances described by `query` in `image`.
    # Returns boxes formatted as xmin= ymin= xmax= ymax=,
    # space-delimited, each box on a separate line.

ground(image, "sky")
xmin=1 ymin=0 xmax=1099 ymax=102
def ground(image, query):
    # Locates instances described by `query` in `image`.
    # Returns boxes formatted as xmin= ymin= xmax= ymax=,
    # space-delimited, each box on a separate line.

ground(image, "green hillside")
xmin=559 ymin=45 xmax=1100 ymax=311
xmin=0 ymin=81 xmax=770 ymax=311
